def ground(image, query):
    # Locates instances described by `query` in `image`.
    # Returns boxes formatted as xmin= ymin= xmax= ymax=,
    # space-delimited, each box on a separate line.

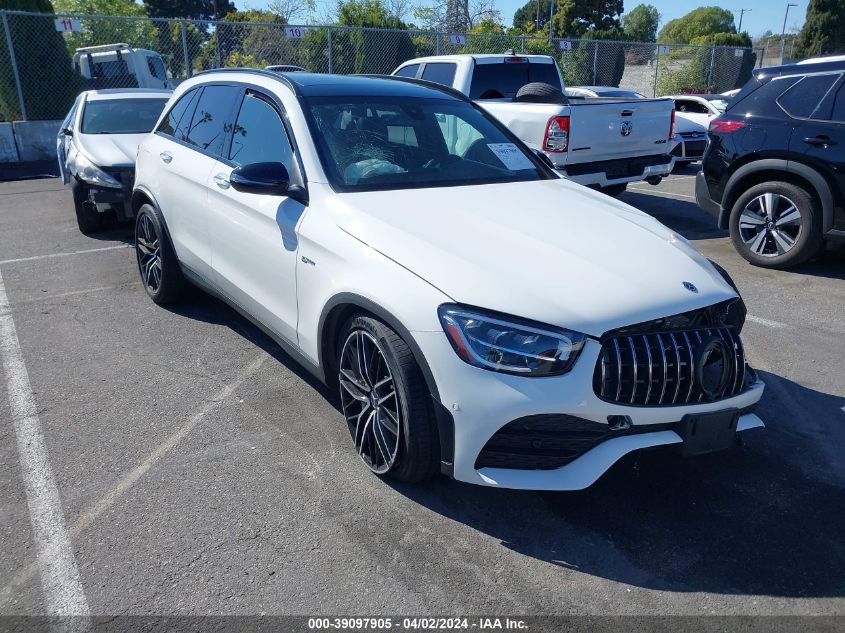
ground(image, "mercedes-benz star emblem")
xmin=683 ymin=281 xmax=698 ymax=293
xmin=620 ymin=121 xmax=633 ymax=136
xmin=695 ymin=336 xmax=732 ymax=400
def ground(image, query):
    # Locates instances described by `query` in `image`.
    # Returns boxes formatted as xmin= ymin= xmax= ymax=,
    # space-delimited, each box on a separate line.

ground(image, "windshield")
xmin=305 ymin=96 xmax=544 ymax=192
xmin=81 ymin=98 xmax=169 ymax=134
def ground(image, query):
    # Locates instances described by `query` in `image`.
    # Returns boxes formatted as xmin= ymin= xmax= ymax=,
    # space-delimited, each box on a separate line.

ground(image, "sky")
xmin=248 ymin=1 xmax=810 ymax=39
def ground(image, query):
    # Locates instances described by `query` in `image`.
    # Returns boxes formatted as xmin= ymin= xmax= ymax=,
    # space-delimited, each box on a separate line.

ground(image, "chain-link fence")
xmin=0 ymin=9 xmax=756 ymax=122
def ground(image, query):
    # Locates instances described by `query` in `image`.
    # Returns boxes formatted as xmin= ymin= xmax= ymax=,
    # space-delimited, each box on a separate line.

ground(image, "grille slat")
xmin=642 ymin=335 xmax=653 ymax=405
xmin=594 ymin=325 xmax=747 ymax=407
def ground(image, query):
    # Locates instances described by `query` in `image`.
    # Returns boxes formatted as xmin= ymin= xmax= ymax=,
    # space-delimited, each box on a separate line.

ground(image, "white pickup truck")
xmin=392 ymin=54 xmax=676 ymax=194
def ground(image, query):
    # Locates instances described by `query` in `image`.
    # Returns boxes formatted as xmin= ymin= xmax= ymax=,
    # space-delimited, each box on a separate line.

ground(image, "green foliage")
xmin=143 ymin=0 xmax=235 ymax=20
xmin=656 ymin=32 xmax=754 ymax=96
xmin=622 ymin=4 xmax=659 ymax=42
xmin=793 ymin=0 xmax=845 ymax=58
xmin=658 ymin=6 xmax=735 ymax=45
xmin=551 ymin=0 xmax=623 ymax=38
xmin=512 ymin=0 xmax=552 ymax=31
xmin=0 ymin=0 xmax=80 ymax=120
xmin=53 ymin=0 xmax=157 ymax=50
xmin=197 ymin=10 xmax=304 ymax=70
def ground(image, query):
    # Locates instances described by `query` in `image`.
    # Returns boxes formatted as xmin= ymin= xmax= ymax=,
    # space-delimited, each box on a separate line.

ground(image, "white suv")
xmin=132 ymin=69 xmax=765 ymax=491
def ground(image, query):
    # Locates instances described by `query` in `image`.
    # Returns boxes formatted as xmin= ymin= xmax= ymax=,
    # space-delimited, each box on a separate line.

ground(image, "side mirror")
xmin=229 ymin=162 xmax=307 ymax=203
xmin=61 ymin=128 xmax=73 ymax=137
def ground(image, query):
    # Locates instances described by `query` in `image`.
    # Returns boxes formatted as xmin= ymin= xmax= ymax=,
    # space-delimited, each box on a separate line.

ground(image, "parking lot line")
xmin=0 ymin=351 xmax=269 ymax=608
xmin=747 ymin=314 xmax=788 ymax=329
xmin=626 ymin=186 xmax=697 ymax=201
xmin=0 ymin=245 xmax=130 ymax=266
xmin=0 ymin=268 xmax=90 ymax=616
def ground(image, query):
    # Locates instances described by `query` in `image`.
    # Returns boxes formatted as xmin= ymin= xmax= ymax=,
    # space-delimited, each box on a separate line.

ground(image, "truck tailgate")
xmin=566 ymin=98 xmax=673 ymax=165
xmin=478 ymin=98 xmax=673 ymax=168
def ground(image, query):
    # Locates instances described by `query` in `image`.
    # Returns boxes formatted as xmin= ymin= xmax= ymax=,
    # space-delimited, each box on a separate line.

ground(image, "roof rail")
xmin=190 ymin=67 xmax=300 ymax=95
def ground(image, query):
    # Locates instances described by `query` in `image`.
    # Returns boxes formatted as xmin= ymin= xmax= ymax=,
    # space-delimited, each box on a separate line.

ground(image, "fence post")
xmin=180 ymin=20 xmax=191 ymax=78
xmin=435 ymin=32 xmax=440 ymax=55
xmin=215 ymin=20 xmax=222 ymax=67
xmin=521 ymin=36 xmax=525 ymax=54
xmin=327 ymin=26 xmax=333 ymax=73
xmin=1 ymin=12 xmax=26 ymax=121
xmin=707 ymin=46 xmax=716 ymax=90
xmin=653 ymin=44 xmax=661 ymax=98
xmin=592 ymin=42 xmax=599 ymax=84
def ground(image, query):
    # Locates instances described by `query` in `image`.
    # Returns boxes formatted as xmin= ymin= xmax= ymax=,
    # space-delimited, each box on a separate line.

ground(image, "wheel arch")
xmin=131 ymin=187 xmax=179 ymax=251
xmin=317 ymin=293 xmax=440 ymax=401
xmin=317 ymin=293 xmax=454 ymax=472
xmin=721 ymin=159 xmax=834 ymax=232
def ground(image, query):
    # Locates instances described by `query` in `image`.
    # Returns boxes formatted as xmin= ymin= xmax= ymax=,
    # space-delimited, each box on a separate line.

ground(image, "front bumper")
xmin=671 ymin=134 xmax=708 ymax=161
xmin=413 ymin=332 xmax=765 ymax=491
xmin=559 ymin=154 xmax=674 ymax=188
xmin=76 ymin=167 xmax=135 ymax=221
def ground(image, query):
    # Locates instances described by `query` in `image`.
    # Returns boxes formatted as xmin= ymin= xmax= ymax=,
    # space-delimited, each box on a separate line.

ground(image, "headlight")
xmin=438 ymin=305 xmax=586 ymax=376
xmin=72 ymin=152 xmax=121 ymax=189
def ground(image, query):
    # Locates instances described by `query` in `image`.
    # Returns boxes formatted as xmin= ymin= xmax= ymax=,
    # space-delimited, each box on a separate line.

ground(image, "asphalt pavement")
xmin=0 ymin=169 xmax=843 ymax=618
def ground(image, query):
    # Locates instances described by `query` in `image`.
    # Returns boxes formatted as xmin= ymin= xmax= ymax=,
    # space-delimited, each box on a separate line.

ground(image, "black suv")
xmin=696 ymin=60 xmax=845 ymax=268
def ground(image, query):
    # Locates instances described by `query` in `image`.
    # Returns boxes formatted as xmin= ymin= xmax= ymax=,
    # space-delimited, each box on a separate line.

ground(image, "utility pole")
xmin=548 ymin=0 xmax=555 ymax=43
xmin=780 ymin=3 xmax=797 ymax=65
xmin=737 ymin=8 xmax=751 ymax=33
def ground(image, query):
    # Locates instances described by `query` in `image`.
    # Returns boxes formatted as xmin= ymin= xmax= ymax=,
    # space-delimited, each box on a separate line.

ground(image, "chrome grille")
xmin=593 ymin=327 xmax=746 ymax=406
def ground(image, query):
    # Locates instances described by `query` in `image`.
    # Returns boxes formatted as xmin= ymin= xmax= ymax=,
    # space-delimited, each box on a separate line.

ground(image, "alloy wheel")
xmin=136 ymin=213 xmax=162 ymax=292
xmin=339 ymin=330 xmax=401 ymax=474
xmin=738 ymin=192 xmax=802 ymax=258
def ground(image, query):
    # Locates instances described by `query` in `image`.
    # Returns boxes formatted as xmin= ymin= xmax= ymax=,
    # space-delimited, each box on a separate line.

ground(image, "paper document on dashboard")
xmin=487 ymin=143 xmax=535 ymax=171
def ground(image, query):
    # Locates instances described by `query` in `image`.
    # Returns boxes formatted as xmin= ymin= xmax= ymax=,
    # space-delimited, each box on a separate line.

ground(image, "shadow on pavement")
xmin=390 ymin=370 xmax=845 ymax=599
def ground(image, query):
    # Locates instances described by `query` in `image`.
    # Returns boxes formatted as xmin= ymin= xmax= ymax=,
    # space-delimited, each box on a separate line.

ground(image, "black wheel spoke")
xmin=136 ymin=214 xmax=163 ymax=292
xmin=339 ymin=328 xmax=401 ymax=474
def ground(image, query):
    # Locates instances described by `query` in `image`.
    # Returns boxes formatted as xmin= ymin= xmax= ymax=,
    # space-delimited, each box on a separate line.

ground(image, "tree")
xmin=267 ymin=0 xmax=314 ymax=24
xmin=53 ymin=0 xmax=157 ymax=50
xmin=0 ymin=0 xmax=80 ymax=120
xmin=143 ymin=0 xmax=236 ymax=20
xmin=657 ymin=32 xmax=755 ymax=95
xmin=512 ymin=0 xmax=552 ymax=31
xmin=550 ymin=0 xmax=623 ymax=38
xmin=793 ymin=0 xmax=845 ymax=58
xmin=415 ymin=0 xmax=500 ymax=32
xmin=623 ymin=4 xmax=659 ymax=42
xmin=658 ymin=6 xmax=735 ymax=45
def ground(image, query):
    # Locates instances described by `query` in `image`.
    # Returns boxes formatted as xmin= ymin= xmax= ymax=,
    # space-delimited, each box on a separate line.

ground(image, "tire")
xmin=600 ymin=183 xmax=627 ymax=197
xmin=728 ymin=181 xmax=823 ymax=269
xmin=337 ymin=315 xmax=440 ymax=483
xmin=72 ymin=180 xmax=101 ymax=234
xmin=135 ymin=203 xmax=187 ymax=304
xmin=515 ymin=82 xmax=568 ymax=104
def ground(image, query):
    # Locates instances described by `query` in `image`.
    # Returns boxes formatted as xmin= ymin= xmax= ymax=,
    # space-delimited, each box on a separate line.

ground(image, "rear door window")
xmin=394 ymin=64 xmax=420 ymax=78
xmin=183 ymin=85 xmax=241 ymax=156
xmin=421 ymin=63 xmax=457 ymax=87
xmin=777 ymin=73 xmax=840 ymax=119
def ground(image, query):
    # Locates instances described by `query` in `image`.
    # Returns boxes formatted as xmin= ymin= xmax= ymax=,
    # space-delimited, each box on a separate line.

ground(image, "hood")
xmin=332 ymin=179 xmax=736 ymax=337
xmin=75 ymin=132 xmax=147 ymax=168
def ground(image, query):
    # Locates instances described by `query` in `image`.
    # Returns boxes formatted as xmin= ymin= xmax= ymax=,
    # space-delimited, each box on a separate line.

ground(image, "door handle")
xmin=159 ymin=151 xmax=172 ymax=163
xmin=213 ymin=173 xmax=230 ymax=189
xmin=803 ymin=136 xmax=836 ymax=147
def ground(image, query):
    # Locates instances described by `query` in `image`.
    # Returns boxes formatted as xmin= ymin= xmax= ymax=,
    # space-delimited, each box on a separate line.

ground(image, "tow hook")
xmin=645 ymin=176 xmax=663 ymax=186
